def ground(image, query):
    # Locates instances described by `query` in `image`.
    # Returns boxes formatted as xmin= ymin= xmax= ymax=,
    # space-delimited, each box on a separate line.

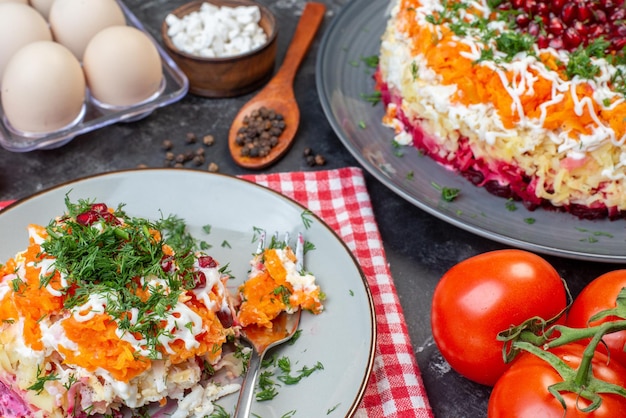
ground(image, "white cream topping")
xmin=382 ymin=0 xmax=626 ymax=178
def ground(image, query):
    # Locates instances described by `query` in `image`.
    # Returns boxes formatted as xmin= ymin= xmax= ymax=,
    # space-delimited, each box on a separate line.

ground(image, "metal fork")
xmin=233 ymin=231 xmax=304 ymax=418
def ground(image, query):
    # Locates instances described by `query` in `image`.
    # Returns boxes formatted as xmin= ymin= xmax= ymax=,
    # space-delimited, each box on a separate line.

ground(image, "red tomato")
xmin=566 ymin=270 xmax=626 ymax=367
xmin=431 ymin=249 xmax=567 ymax=386
xmin=488 ymin=344 xmax=626 ymax=417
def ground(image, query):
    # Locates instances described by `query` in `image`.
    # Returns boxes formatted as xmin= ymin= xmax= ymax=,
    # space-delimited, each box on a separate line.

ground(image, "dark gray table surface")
xmin=1 ymin=0 xmax=623 ymax=417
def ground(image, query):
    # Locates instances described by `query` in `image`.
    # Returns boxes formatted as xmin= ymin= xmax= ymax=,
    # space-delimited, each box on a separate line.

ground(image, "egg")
xmin=83 ymin=26 xmax=164 ymax=107
xmin=0 ymin=0 xmax=28 ymax=3
xmin=48 ymin=0 xmax=126 ymax=60
xmin=1 ymin=41 xmax=86 ymax=134
xmin=29 ymin=0 xmax=54 ymax=19
xmin=0 ymin=3 xmax=52 ymax=82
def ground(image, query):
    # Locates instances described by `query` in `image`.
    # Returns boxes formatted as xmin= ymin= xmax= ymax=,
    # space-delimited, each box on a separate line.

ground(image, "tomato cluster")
xmin=431 ymin=250 xmax=626 ymax=417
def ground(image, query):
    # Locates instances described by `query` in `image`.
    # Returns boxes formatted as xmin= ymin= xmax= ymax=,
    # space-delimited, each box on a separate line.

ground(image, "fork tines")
xmin=255 ymin=230 xmax=304 ymax=270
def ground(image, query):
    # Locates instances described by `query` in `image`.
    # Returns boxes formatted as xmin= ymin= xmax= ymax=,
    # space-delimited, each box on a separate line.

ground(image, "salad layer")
xmin=378 ymin=0 xmax=626 ymax=219
xmin=0 ymin=198 xmax=240 ymax=417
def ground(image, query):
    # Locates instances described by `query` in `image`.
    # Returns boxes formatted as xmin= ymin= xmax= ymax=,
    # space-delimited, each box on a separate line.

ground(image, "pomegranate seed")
xmin=100 ymin=212 xmax=120 ymax=225
xmin=563 ymin=27 xmax=583 ymax=48
xmin=534 ymin=2 xmax=549 ymax=16
xmin=516 ymin=14 xmax=531 ymax=27
xmin=548 ymin=17 xmax=565 ymax=35
xmin=528 ymin=21 xmax=541 ymax=36
xmin=562 ymin=3 xmax=577 ymax=24
xmin=574 ymin=20 xmax=588 ymax=36
xmin=600 ymin=0 xmax=615 ymax=10
xmin=576 ymin=4 xmax=593 ymax=21
xmin=90 ymin=203 xmax=108 ymax=213
xmin=216 ymin=309 xmax=233 ymax=328
xmin=76 ymin=210 xmax=99 ymax=225
xmin=613 ymin=38 xmax=626 ymax=51
xmin=595 ymin=9 xmax=608 ymax=23
xmin=537 ymin=34 xmax=550 ymax=48
xmin=192 ymin=271 xmax=207 ymax=288
xmin=612 ymin=8 xmax=626 ymax=20
xmin=588 ymin=23 xmax=606 ymax=37
xmin=549 ymin=37 xmax=564 ymax=49
xmin=614 ymin=25 xmax=626 ymax=37
xmin=161 ymin=256 xmax=173 ymax=272
xmin=198 ymin=255 xmax=217 ymax=268
xmin=523 ymin=0 xmax=536 ymax=13
xmin=552 ymin=0 xmax=567 ymax=13
xmin=511 ymin=0 xmax=524 ymax=8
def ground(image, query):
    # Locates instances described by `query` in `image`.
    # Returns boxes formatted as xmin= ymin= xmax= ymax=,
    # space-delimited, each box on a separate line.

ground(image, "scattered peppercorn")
xmin=192 ymin=155 xmax=205 ymax=166
xmin=162 ymin=139 xmax=173 ymax=150
xmin=162 ymin=131 xmax=217 ymax=168
xmin=235 ymin=106 xmax=286 ymax=158
xmin=208 ymin=162 xmax=219 ymax=172
xmin=203 ymin=135 xmax=215 ymax=146
xmin=186 ymin=132 xmax=197 ymax=144
xmin=303 ymin=147 xmax=327 ymax=167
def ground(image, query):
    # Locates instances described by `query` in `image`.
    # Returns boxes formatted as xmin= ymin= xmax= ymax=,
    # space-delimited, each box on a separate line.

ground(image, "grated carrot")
xmin=163 ymin=296 xmax=228 ymax=365
xmin=60 ymin=313 xmax=151 ymax=382
xmin=396 ymin=0 xmax=625 ymax=139
xmin=238 ymin=270 xmax=288 ymax=328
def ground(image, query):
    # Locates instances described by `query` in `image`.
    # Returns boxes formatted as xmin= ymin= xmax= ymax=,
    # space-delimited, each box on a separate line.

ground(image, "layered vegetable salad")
xmin=378 ymin=0 xmax=626 ymax=219
xmin=238 ymin=233 xmax=323 ymax=329
xmin=0 ymin=198 xmax=243 ymax=417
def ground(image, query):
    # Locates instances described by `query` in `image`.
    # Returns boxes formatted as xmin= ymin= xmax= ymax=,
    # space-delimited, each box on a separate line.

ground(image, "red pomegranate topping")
xmin=160 ymin=255 xmax=174 ymax=272
xmin=216 ymin=309 xmax=233 ymax=328
xmin=76 ymin=210 xmax=100 ymax=226
xmin=497 ymin=0 xmax=626 ymax=52
xmin=192 ymin=271 xmax=207 ymax=288
xmin=198 ymin=255 xmax=217 ymax=269
xmin=75 ymin=204 xmax=119 ymax=226
xmin=90 ymin=203 xmax=108 ymax=213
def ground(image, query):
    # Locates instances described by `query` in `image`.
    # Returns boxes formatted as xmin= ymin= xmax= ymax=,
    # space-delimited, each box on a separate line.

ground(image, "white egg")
xmin=29 ymin=0 xmax=54 ymax=19
xmin=49 ymin=0 xmax=126 ymax=60
xmin=0 ymin=0 xmax=28 ymax=3
xmin=83 ymin=26 xmax=164 ymax=107
xmin=0 ymin=3 xmax=52 ymax=82
xmin=1 ymin=41 xmax=86 ymax=134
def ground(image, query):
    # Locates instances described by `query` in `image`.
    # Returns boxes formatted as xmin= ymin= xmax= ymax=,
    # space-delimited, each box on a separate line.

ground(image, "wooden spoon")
xmin=228 ymin=2 xmax=326 ymax=169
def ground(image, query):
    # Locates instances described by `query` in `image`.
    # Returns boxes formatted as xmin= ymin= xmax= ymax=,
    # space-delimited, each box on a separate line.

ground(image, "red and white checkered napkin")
xmin=240 ymin=167 xmax=433 ymax=418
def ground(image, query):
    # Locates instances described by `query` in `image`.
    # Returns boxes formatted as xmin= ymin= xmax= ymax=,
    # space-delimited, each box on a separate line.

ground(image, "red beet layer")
xmin=377 ymin=74 xmax=624 ymax=220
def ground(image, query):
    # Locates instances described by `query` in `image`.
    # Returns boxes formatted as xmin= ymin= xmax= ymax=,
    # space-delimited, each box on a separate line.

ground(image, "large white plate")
xmin=317 ymin=0 xmax=626 ymax=263
xmin=0 ymin=168 xmax=375 ymax=417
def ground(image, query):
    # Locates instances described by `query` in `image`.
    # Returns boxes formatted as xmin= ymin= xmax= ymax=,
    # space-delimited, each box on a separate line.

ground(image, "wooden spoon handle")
xmin=270 ymin=2 xmax=326 ymax=87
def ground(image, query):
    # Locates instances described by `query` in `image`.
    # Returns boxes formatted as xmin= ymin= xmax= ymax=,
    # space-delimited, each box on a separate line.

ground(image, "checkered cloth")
xmin=0 ymin=167 xmax=433 ymax=417
xmin=241 ymin=167 xmax=433 ymax=418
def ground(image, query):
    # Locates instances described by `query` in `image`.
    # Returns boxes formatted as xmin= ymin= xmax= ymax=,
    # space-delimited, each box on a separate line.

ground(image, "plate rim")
xmin=0 ymin=167 xmax=377 ymax=417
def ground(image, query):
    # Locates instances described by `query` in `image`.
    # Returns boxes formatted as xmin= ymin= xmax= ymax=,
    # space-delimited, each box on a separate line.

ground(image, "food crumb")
xmin=207 ymin=162 xmax=219 ymax=172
